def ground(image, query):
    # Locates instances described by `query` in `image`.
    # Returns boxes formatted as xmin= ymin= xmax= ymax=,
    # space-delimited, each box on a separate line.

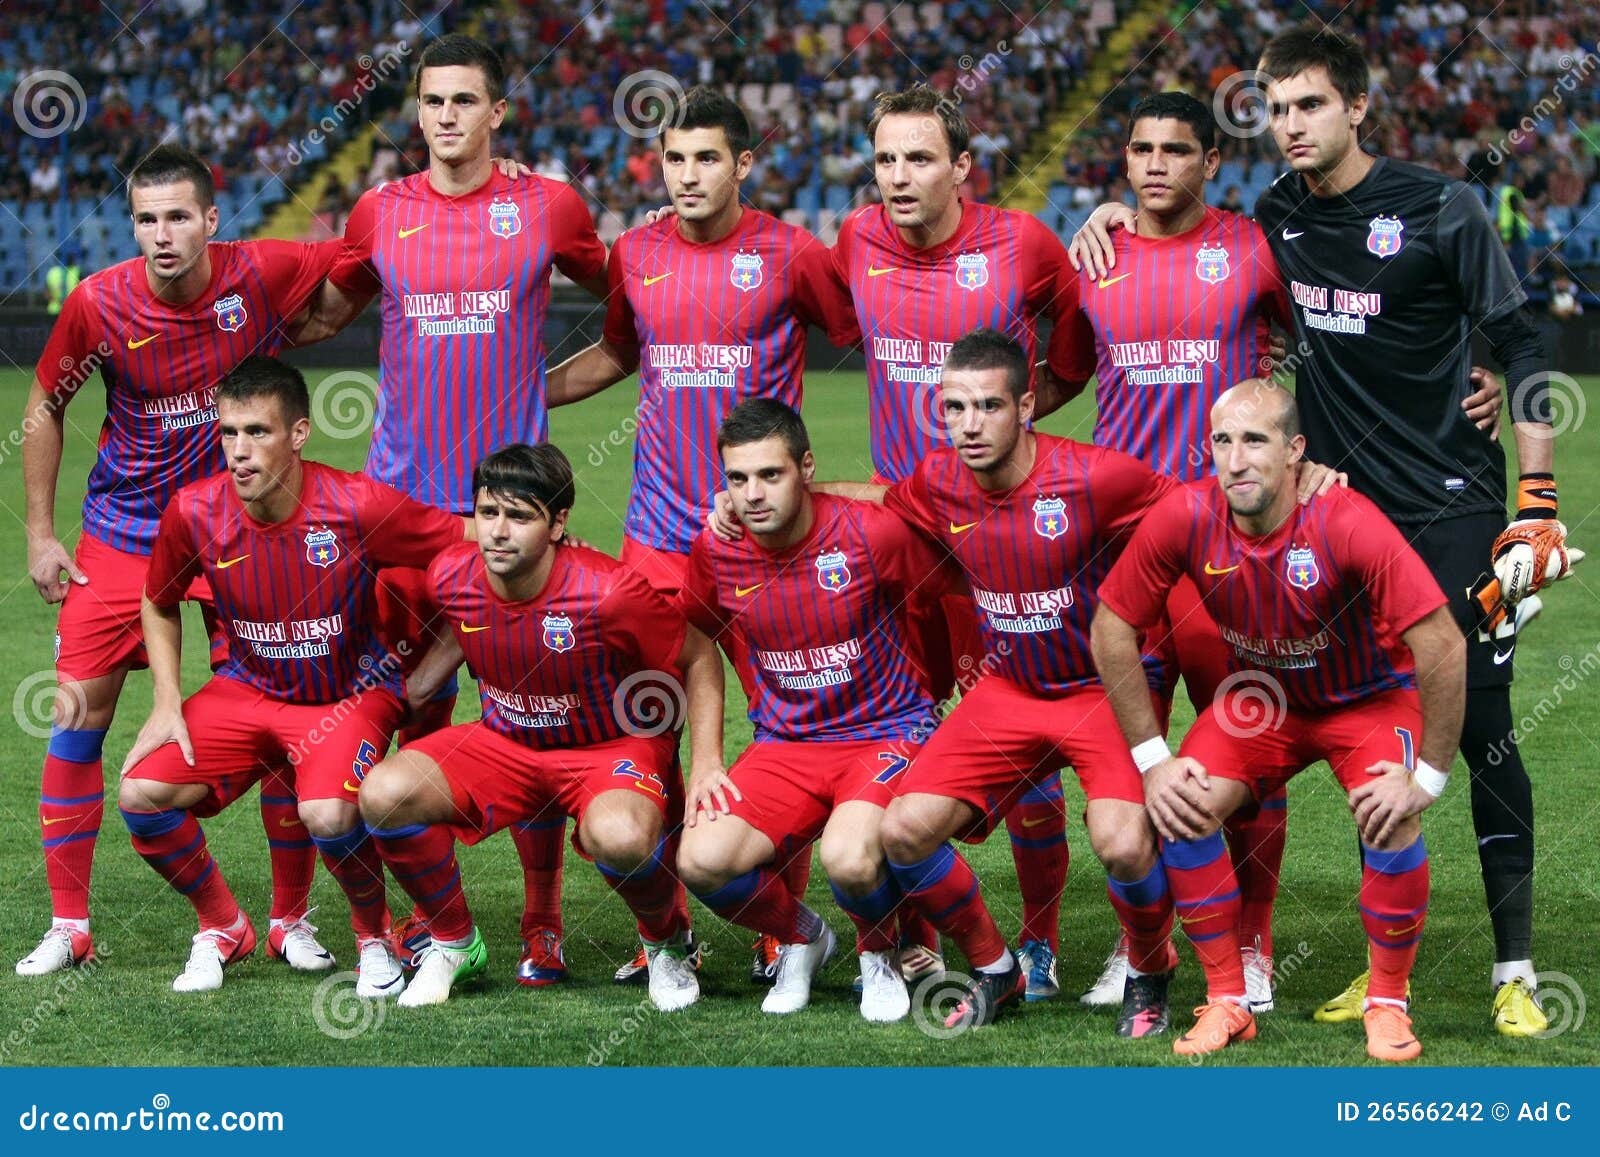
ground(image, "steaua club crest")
xmin=730 ymin=251 xmax=764 ymax=292
xmin=214 ymin=294 xmax=247 ymax=333
xmin=542 ymin=612 xmax=576 ymax=653
xmin=816 ymin=549 xmax=852 ymax=593
xmin=488 ymin=199 xmax=523 ymax=239
xmin=954 ymin=251 xmax=989 ymax=291
xmin=1286 ymin=545 xmax=1321 ymax=590
xmin=304 ymin=527 xmax=341 ymax=569
xmin=1032 ymin=495 xmax=1068 ymax=540
xmin=1366 ymin=215 xmax=1404 ymax=258
xmin=1195 ymin=245 xmax=1230 ymax=284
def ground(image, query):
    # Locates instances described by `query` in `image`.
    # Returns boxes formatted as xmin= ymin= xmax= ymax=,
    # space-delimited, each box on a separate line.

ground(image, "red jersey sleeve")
xmin=144 ymin=496 xmax=203 ymax=608
xmin=329 ymin=187 xmax=382 ymax=296
xmin=600 ymin=567 xmax=689 ymax=671
xmin=1331 ymin=491 xmax=1448 ymax=636
xmin=880 ymin=460 xmax=942 ymax=540
xmin=858 ymin=501 xmax=951 ymax=596
xmin=549 ymin=181 xmax=608 ymax=284
xmin=1096 ymin=485 xmax=1194 ymax=630
xmin=1092 ymin=447 xmax=1181 ymax=546
xmin=1251 ymin=222 xmax=1292 ymax=329
xmin=789 ymin=230 xmax=861 ymax=349
xmin=1019 ymin=216 xmax=1095 ymax=384
xmin=600 ymin=233 xmax=641 ymax=361
xmin=676 ymin=533 xmax=731 ymax=641
xmin=35 ymin=285 xmax=98 ymax=396
xmin=250 ymin=238 xmax=342 ymax=318
xmin=353 ymin=474 xmax=467 ymax=569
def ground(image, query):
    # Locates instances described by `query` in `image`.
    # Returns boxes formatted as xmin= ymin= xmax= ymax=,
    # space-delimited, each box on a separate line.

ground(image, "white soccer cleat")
xmin=172 ymin=919 xmax=256 ymax=994
xmin=15 ymin=926 xmax=94 ymax=977
xmin=645 ymin=932 xmax=702 ymax=1012
xmin=858 ymin=949 xmax=910 ymax=1023
xmin=266 ymin=912 xmax=336 ymax=972
xmin=355 ymin=937 xmax=407 ymax=999
xmin=762 ymin=923 xmax=838 ymax=1015
xmin=397 ymin=928 xmax=487 ymax=1008
xmin=1080 ymin=933 xmax=1129 ymax=1007
xmin=1242 ymin=937 xmax=1275 ymax=1013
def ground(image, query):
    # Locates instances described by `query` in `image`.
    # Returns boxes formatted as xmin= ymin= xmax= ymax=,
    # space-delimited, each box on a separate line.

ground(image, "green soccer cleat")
xmin=398 ymin=927 xmax=488 ymax=1007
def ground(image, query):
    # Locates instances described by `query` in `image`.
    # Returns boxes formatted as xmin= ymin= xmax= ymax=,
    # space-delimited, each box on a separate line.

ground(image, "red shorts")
xmin=622 ymin=534 xmax=756 ymax=699
xmin=1180 ymin=686 xmax=1424 ymax=799
xmin=725 ymin=737 xmax=923 ymax=859
xmin=901 ymin=675 xmax=1147 ymax=839
xmin=55 ymin=534 xmax=225 ymax=681
xmin=404 ymin=723 xmax=677 ymax=853
xmin=1151 ymin=574 xmax=1233 ymax=709
xmin=374 ymin=567 xmax=444 ymax=679
xmin=125 ymin=676 xmax=403 ymax=815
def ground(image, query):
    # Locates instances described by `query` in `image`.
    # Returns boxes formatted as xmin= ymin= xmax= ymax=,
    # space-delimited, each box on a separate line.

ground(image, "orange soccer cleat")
xmin=1172 ymin=1000 xmax=1257 ymax=1057
xmin=1364 ymin=1003 xmax=1422 ymax=1062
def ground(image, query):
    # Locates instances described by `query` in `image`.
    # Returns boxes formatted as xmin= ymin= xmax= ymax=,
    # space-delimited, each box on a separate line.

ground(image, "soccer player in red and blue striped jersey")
xmin=117 ymin=357 xmax=468 ymax=995
xmin=358 ymin=443 xmax=725 ymax=1012
xmin=18 ymin=145 xmax=337 ymax=977
xmin=676 ymin=399 xmax=949 ymax=1021
xmin=1093 ymin=379 xmax=1465 ymax=1060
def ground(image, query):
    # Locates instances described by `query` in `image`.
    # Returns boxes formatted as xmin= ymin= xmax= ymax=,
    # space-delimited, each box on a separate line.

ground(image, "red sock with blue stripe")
xmin=1004 ymin=775 xmax=1068 ymax=950
xmin=120 ymin=807 xmax=241 ymax=929
xmin=692 ymin=865 xmax=818 ymax=943
xmin=1360 ymin=837 xmax=1429 ymax=1004
xmin=1226 ymin=786 xmax=1287 ymax=958
xmin=258 ymin=769 xmax=315 ymax=924
xmin=597 ymin=836 xmax=689 ymax=943
xmin=369 ymin=823 xmax=474 ymax=942
xmin=1162 ymin=831 xmax=1245 ymax=998
xmin=311 ymin=824 xmax=389 ymax=940
xmin=1106 ymin=859 xmax=1177 ymax=974
xmin=887 ymin=844 xmax=1008 ymax=970
xmin=511 ymin=815 xmax=566 ymax=940
xmin=41 ymin=727 xmax=107 ymax=923
xmin=829 ymin=875 xmax=901 ymax=952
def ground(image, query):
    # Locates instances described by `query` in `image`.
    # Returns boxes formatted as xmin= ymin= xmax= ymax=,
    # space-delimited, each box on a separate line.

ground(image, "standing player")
xmin=357 ymin=444 xmax=725 ymax=1012
xmin=19 ymin=145 xmax=337 ymax=976
xmin=1092 ymin=380 xmax=1466 ymax=1060
xmin=676 ymin=399 xmax=950 ymax=1021
xmin=117 ymin=358 xmax=469 ymax=994
xmin=293 ymin=34 xmax=621 ymax=987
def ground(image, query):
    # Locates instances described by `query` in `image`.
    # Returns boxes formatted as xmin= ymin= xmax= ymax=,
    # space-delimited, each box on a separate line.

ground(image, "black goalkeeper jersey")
xmin=1254 ymin=156 xmax=1525 ymax=524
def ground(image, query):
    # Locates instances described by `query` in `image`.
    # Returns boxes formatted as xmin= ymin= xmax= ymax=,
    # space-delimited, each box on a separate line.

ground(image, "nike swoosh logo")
xmin=278 ymin=817 xmax=302 ymax=829
xmin=734 ymin=584 xmax=763 ymax=598
xmin=1281 ymin=229 xmax=1305 ymax=240
xmin=398 ymin=224 xmax=428 ymax=238
xmin=949 ymin=521 xmax=978 ymax=533
xmin=343 ymin=781 xmax=360 ymax=793
xmin=1203 ymin=562 xmax=1239 ymax=575
xmin=642 ymin=272 xmax=673 ymax=286
xmin=867 ymin=265 xmax=900 ymax=277
xmin=1478 ymin=833 xmax=1517 ymax=847
xmin=1020 ymin=815 xmax=1054 ymax=829
xmin=215 ymin=555 xmax=250 ymax=569
xmin=1384 ymin=920 xmax=1422 ymax=937
xmin=1492 ymin=647 xmax=1514 ymax=665
xmin=461 ymin=624 xmax=491 ymax=633
xmin=1096 ymin=273 xmax=1132 ymax=289
xmin=127 ymin=334 xmax=159 ymax=350
xmin=41 ymin=815 xmax=79 ymax=827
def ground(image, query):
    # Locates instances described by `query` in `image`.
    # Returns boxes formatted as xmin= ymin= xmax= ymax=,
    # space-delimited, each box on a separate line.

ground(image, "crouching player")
xmin=676 ymin=399 xmax=951 ymax=1021
xmin=358 ymin=443 xmax=723 ymax=1011
xmin=1091 ymin=380 xmax=1465 ymax=1060
xmin=118 ymin=356 xmax=469 ymax=994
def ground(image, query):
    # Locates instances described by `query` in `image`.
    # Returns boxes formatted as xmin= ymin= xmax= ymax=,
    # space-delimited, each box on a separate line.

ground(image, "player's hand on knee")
xmin=27 ymin=535 xmax=88 ymax=604
xmin=1464 ymin=366 xmax=1503 ymax=440
xmin=1066 ymin=203 xmax=1136 ymax=280
xmin=1145 ymin=755 xmax=1211 ymax=841
xmin=686 ymin=766 xmax=741 ymax=826
xmin=120 ymin=707 xmax=194 ymax=776
xmin=707 ymin=490 xmax=742 ymax=542
xmin=1350 ymin=760 xmax=1435 ymax=845
xmin=1297 ymin=459 xmax=1348 ymax=504
xmin=1493 ymin=518 xmax=1584 ymax=604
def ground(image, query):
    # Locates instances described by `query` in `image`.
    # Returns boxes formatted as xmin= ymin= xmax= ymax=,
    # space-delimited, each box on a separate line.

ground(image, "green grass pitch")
xmin=0 ymin=366 xmax=1595 ymax=1066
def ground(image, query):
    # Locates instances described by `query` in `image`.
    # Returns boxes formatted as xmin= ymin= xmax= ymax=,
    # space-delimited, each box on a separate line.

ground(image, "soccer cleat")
xmin=645 ymin=932 xmax=701 ymax=1012
xmin=1080 ymin=932 xmax=1129 ymax=1007
xmin=858 ymin=950 xmax=910 ymax=1023
xmin=516 ymin=928 xmax=568 ymax=987
xmin=15 ymin=925 xmax=95 ymax=977
xmin=898 ymin=936 xmax=944 ymax=984
xmin=266 ymin=912 xmax=336 ymax=972
xmin=173 ymin=917 xmax=257 ymax=994
xmin=750 ymin=933 xmax=782 ymax=984
xmin=1364 ymin=1003 xmax=1422 ymax=1061
xmin=1172 ymin=1000 xmax=1256 ymax=1056
xmin=761 ymin=924 xmax=838 ymax=1016
xmin=942 ymin=957 xmax=1026 ymax=1031
xmin=615 ymin=928 xmax=700 ymax=985
xmin=1241 ymin=937 xmax=1274 ymax=1013
xmin=1314 ymin=969 xmax=1369 ymax=1023
xmin=392 ymin=910 xmax=431 ymax=971
xmin=355 ymin=937 xmax=406 ymax=999
xmin=1492 ymin=978 xmax=1549 ymax=1037
xmin=1015 ymin=939 xmax=1060 ymax=1002
xmin=397 ymin=928 xmax=487 ymax=1007
xmin=1116 ymin=969 xmax=1174 ymax=1038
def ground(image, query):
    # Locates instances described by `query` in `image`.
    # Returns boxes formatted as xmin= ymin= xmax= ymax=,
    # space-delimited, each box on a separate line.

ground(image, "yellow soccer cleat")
xmin=1314 ymin=969 xmax=1369 ymax=1023
xmin=1492 ymin=977 xmax=1549 ymax=1037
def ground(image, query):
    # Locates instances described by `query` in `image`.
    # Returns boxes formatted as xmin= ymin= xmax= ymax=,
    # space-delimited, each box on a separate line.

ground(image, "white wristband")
xmin=1413 ymin=759 xmax=1449 ymax=799
xmin=1131 ymin=737 xmax=1172 ymax=775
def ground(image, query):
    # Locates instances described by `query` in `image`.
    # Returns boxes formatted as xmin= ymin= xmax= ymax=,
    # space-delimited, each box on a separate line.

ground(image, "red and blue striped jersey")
xmin=835 ymin=200 xmax=1092 ymax=482
xmin=603 ymin=210 xmax=859 ymax=554
xmin=1098 ymin=482 xmax=1446 ymax=708
xmin=146 ymin=462 xmax=464 ymax=704
xmin=36 ymin=241 xmax=337 ymax=554
xmin=884 ymin=433 xmax=1174 ymax=695
xmin=1075 ymin=207 xmax=1289 ymax=481
xmin=679 ymin=493 xmax=940 ymax=743
xmin=332 ymin=171 xmax=607 ymax=510
xmin=428 ymin=542 xmax=688 ymax=749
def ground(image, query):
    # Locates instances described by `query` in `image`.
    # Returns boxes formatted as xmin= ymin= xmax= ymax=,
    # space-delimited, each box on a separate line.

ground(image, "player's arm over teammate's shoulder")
xmin=548 ymin=179 xmax=610 ymax=301
xmin=550 ymin=231 xmax=640 ymax=407
xmin=1022 ymin=214 xmax=1095 ymax=418
xmin=788 ymin=228 xmax=862 ymax=349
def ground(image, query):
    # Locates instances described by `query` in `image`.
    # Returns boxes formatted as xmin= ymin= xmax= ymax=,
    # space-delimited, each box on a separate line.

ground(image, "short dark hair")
xmin=943 ymin=328 xmax=1030 ymax=399
xmin=472 ymin=443 xmax=576 ymax=516
xmin=868 ymin=85 xmax=970 ymax=160
xmin=717 ymin=398 xmax=810 ymax=466
xmin=661 ymin=85 xmax=752 ymax=156
xmin=1259 ymin=22 xmax=1370 ymax=109
xmin=217 ymin=355 xmax=310 ymax=425
xmin=415 ymin=34 xmax=505 ymax=103
xmin=1128 ymin=92 xmax=1216 ymax=153
xmin=127 ymin=144 xmax=214 ymax=211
